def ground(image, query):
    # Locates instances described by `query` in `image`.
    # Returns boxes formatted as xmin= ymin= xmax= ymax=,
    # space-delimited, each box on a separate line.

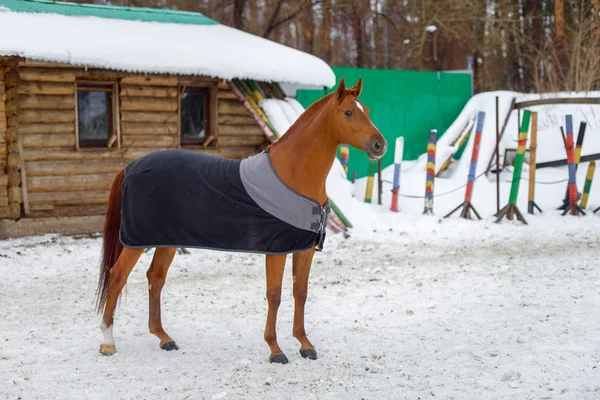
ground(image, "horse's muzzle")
xmin=365 ymin=136 xmax=387 ymax=160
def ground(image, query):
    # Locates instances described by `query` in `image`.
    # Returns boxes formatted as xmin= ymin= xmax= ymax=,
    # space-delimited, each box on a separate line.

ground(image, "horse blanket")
xmin=119 ymin=148 xmax=330 ymax=254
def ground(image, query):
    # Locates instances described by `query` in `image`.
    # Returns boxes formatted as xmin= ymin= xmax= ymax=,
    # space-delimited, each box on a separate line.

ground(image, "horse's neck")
xmin=268 ymin=112 xmax=338 ymax=205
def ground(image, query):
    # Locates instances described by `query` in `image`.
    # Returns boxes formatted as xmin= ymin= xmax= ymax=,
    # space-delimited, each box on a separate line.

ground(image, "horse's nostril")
xmin=373 ymin=141 xmax=381 ymax=152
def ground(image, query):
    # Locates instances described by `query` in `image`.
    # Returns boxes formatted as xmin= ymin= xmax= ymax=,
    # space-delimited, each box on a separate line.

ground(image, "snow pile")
xmin=258 ymin=97 xmax=307 ymax=137
xmin=0 ymin=10 xmax=335 ymax=87
xmin=260 ymin=99 xmax=293 ymax=136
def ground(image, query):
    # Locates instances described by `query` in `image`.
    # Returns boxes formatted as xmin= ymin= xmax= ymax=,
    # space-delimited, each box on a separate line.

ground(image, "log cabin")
xmin=0 ymin=0 xmax=335 ymax=238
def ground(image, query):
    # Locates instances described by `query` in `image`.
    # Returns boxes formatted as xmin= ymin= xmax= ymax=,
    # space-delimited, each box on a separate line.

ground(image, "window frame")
xmin=74 ymin=81 xmax=120 ymax=150
xmin=178 ymin=82 xmax=217 ymax=148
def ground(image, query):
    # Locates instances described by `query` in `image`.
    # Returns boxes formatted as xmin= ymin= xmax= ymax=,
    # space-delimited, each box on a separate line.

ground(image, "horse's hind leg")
xmin=292 ymin=248 xmax=317 ymax=360
xmin=146 ymin=247 xmax=178 ymax=350
xmin=100 ymin=248 xmax=144 ymax=355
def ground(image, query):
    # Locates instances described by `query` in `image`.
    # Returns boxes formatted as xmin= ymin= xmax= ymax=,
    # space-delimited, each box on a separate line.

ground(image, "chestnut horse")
xmin=95 ymin=77 xmax=386 ymax=364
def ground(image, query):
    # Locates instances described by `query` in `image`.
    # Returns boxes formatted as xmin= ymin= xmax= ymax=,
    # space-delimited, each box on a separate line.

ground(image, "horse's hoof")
xmin=300 ymin=348 xmax=317 ymax=360
xmin=269 ymin=352 xmax=289 ymax=364
xmin=99 ymin=344 xmax=116 ymax=356
xmin=160 ymin=341 xmax=179 ymax=351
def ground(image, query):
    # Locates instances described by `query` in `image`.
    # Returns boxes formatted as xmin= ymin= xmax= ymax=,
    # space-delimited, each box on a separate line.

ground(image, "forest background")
xmin=70 ymin=1 xmax=599 ymax=94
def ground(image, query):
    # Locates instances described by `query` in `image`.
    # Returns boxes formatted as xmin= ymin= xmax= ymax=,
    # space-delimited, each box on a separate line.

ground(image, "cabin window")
xmin=76 ymin=82 xmax=118 ymax=149
xmin=180 ymin=86 xmax=214 ymax=146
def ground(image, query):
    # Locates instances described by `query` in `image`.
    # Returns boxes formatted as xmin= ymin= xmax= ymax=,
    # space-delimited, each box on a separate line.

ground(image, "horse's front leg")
xmin=264 ymin=254 xmax=288 ymax=364
xmin=292 ymin=248 xmax=317 ymax=360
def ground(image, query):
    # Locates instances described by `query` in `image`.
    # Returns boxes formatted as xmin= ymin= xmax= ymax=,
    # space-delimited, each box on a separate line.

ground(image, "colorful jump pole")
xmin=445 ymin=111 xmax=486 ymax=220
xmin=562 ymin=115 xmax=585 ymax=216
xmin=496 ymin=110 xmax=531 ymax=224
xmin=559 ymin=121 xmax=587 ymax=210
xmin=339 ymin=145 xmax=350 ymax=176
xmin=391 ymin=137 xmax=404 ymax=212
xmin=423 ymin=129 xmax=437 ymax=215
xmin=527 ymin=112 xmax=542 ymax=214
xmin=580 ymin=161 xmax=595 ymax=209
xmin=364 ymin=160 xmax=377 ymax=204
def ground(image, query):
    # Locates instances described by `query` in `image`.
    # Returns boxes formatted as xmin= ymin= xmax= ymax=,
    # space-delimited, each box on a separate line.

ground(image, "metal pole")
xmin=377 ymin=159 xmax=382 ymax=205
xmin=496 ymin=96 xmax=500 ymax=214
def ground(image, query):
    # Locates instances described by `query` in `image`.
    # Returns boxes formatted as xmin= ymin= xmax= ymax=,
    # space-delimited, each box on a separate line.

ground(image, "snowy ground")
xmin=1 ymin=90 xmax=600 ymax=399
xmin=1 ymin=211 xmax=599 ymax=399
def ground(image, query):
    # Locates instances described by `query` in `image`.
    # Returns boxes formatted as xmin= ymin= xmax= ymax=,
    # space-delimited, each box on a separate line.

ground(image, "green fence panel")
xmin=296 ymin=67 xmax=472 ymax=179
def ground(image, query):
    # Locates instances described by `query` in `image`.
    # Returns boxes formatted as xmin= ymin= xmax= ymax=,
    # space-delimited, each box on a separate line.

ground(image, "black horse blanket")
xmin=119 ymin=148 xmax=330 ymax=254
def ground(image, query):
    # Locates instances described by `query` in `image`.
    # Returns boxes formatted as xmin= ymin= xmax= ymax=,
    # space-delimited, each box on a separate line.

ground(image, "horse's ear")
xmin=336 ymin=77 xmax=346 ymax=102
xmin=352 ymin=78 xmax=363 ymax=97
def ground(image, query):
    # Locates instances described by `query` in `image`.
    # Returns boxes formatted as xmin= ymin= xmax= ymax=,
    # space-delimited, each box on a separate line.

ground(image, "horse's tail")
xmin=95 ymin=168 xmax=125 ymax=314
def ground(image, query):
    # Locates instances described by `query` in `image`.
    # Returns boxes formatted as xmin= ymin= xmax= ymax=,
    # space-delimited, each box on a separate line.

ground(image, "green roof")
xmin=0 ymin=0 xmax=219 ymax=25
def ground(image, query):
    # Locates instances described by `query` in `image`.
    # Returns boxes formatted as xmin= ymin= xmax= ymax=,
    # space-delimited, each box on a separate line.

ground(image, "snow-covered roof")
xmin=0 ymin=0 xmax=336 ymax=88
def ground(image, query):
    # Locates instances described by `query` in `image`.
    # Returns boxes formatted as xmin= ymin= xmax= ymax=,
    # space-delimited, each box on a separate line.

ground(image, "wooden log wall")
xmin=7 ymin=60 xmax=269 ymax=220
xmin=0 ymin=69 xmax=10 ymax=218
xmin=216 ymin=81 xmax=266 ymax=152
xmin=4 ymin=61 xmax=24 ymax=219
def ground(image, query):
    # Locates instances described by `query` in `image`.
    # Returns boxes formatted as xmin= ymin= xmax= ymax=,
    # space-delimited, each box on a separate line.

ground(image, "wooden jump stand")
xmin=445 ymin=111 xmax=486 ymax=220
xmin=527 ymin=112 xmax=542 ymax=214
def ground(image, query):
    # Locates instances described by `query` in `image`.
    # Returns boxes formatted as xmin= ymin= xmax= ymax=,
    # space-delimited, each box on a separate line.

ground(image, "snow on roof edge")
xmin=0 ymin=10 xmax=336 ymax=88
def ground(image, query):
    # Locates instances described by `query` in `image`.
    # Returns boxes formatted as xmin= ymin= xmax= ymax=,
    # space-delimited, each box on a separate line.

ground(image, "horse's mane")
xmin=269 ymin=91 xmax=336 ymax=148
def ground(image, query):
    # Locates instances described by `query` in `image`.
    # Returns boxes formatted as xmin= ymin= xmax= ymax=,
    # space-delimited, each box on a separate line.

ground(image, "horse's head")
xmin=328 ymin=77 xmax=387 ymax=160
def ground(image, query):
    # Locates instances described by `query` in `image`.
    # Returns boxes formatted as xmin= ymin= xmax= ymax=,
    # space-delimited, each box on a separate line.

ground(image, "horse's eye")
xmin=344 ymin=110 xmax=353 ymax=117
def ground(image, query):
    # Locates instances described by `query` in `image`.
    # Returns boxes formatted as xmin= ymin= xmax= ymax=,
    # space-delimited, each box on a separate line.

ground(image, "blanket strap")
xmin=312 ymin=201 xmax=331 ymax=252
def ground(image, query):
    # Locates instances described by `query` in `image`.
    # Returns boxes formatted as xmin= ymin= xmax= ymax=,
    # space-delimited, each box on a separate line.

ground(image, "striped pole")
xmin=496 ymin=110 xmax=530 ymax=224
xmin=563 ymin=115 xmax=584 ymax=215
xmin=580 ymin=161 xmax=595 ymax=209
xmin=444 ymin=112 xmax=485 ymax=219
xmin=364 ymin=160 xmax=377 ymax=203
xmin=423 ymin=130 xmax=437 ymax=215
xmin=559 ymin=121 xmax=587 ymax=209
xmin=465 ymin=111 xmax=485 ymax=203
xmin=575 ymin=122 xmax=587 ymax=165
xmin=339 ymin=145 xmax=350 ymax=176
xmin=508 ymin=111 xmax=530 ymax=205
xmin=566 ymin=116 xmax=577 ymax=205
xmin=391 ymin=136 xmax=404 ymax=212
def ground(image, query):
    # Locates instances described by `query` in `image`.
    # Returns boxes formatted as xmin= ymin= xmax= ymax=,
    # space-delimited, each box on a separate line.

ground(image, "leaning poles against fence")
xmin=391 ymin=137 xmax=404 ymax=212
xmin=527 ymin=112 xmax=542 ymax=214
xmin=580 ymin=161 xmax=595 ymax=209
xmin=229 ymin=81 xmax=278 ymax=142
xmin=562 ymin=115 xmax=586 ymax=215
xmin=496 ymin=110 xmax=531 ymax=224
xmin=423 ymin=130 xmax=437 ymax=215
xmin=339 ymin=145 xmax=350 ymax=176
xmin=445 ymin=111 xmax=486 ymax=220
xmin=364 ymin=160 xmax=377 ymax=203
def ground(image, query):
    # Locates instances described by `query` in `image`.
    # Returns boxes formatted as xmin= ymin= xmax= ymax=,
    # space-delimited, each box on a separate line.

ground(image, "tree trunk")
xmin=374 ymin=0 xmax=385 ymax=69
xmin=474 ymin=0 xmax=487 ymax=92
xmin=321 ymin=0 xmax=332 ymax=63
xmin=302 ymin=0 xmax=315 ymax=53
xmin=555 ymin=0 xmax=568 ymax=89
xmin=595 ymin=0 xmax=600 ymax=38
xmin=352 ymin=2 xmax=365 ymax=67
xmin=233 ymin=0 xmax=245 ymax=30
xmin=530 ymin=0 xmax=542 ymax=90
xmin=249 ymin=0 xmax=259 ymax=34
